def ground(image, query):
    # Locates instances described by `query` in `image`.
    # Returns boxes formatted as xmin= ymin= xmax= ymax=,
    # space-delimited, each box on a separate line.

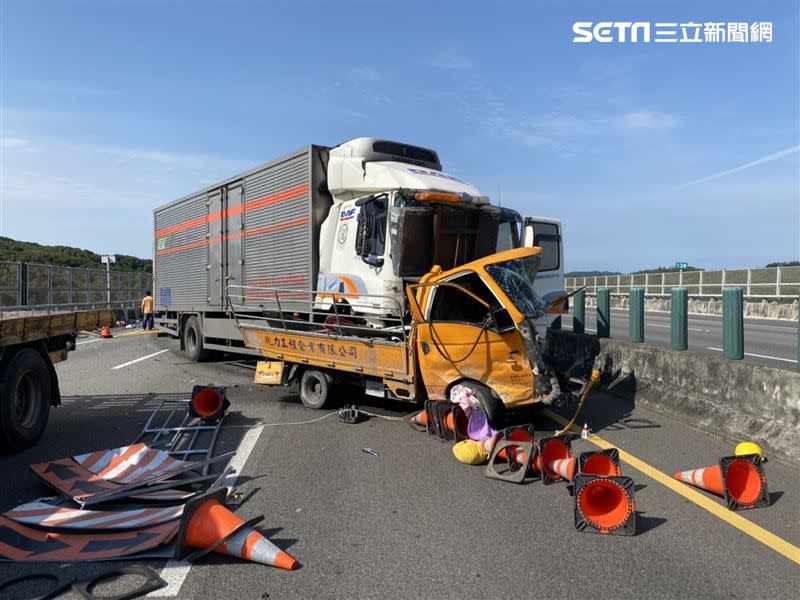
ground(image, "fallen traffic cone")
xmin=550 ymin=457 xmax=577 ymax=481
xmin=411 ymin=410 xmax=427 ymax=428
xmin=578 ymin=448 xmax=622 ymax=477
xmin=674 ymin=454 xmax=770 ymax=510
xmin=484 ymin=425 xmax=536 ymax=483
xmin=175 ymin=489 xmax=298 ymax=569
xmin=574 ymin=474 xmax=636 ymax=535
xmin=189 ymin=385 xmax=230 ymax=423
xmin=443 ymin=410 xmax=469 ymax=439
xmin=538 ymin=436 xmax=573 ymax=485
xmin=101 ymin=326 xmax=113 ymax=339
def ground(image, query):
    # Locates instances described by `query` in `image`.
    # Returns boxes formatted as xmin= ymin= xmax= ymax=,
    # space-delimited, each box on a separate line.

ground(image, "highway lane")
xmin=0 ymin=332 xmax=798 ymax=599
xmin=561 ymin=309 xmax=798 ymax=369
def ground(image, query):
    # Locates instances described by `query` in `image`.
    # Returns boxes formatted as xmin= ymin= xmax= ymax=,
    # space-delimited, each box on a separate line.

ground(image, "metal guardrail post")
xmin=572 ymin=289 xmax=585 ymax=334
xmin=629 ymin=287 xmax=644 ymax=343
xmin=597 ymin=288 xmax=610 ymax=338
xmin=723 ymin=287 xmax=744 ymax=360
xmin=671 ymin=287 xmax=688 ymax=350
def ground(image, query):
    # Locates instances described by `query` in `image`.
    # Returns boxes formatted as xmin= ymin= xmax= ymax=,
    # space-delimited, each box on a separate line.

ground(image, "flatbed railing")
xmin=226 ymin=285 xmax=408 ymax=344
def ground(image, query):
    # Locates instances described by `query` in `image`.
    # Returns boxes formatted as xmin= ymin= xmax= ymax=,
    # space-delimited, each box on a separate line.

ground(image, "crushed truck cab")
xmin=231 ymin=246 xmax=572 ymax=426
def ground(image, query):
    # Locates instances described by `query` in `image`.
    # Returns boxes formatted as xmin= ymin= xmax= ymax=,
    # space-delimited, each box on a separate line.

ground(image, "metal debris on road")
xmin=362 ymin=447 xmax=379 ymax=456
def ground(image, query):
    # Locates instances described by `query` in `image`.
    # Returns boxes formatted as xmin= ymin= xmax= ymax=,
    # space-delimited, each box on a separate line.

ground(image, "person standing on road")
xmin=141 ymin=290 xmax=154 ymax=330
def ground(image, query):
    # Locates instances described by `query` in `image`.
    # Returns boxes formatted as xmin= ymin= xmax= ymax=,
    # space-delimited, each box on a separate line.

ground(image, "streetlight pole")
xmin=100 ymin=255 xmax=116 ymax=307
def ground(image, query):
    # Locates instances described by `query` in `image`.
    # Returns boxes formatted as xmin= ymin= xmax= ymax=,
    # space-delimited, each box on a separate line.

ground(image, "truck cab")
xmin=316 ymin=138 xmax=523 ymax=321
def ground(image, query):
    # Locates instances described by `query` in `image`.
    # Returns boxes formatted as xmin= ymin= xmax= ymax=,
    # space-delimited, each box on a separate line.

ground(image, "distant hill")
xmin=632 ymin=265 xmax=703 ymax=274
xmin=766 ymin=261 xmax=800 ymax=267
xmin=0 ymin=237 xmax=151 ymax=273
xmin=566 ymin=270 xmax=623 ymax=278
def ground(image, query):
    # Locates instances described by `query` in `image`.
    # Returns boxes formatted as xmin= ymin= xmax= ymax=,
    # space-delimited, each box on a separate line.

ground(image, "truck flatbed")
xmin=0 ymin=309 xmax=115 ymax=347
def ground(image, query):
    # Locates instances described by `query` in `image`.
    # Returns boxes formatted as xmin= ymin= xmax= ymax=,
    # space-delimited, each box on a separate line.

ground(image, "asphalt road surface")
xmin=0 ymin=332 xmax=798 ymax=599
xmin=562 ymin=309 xmax=798 ymax=369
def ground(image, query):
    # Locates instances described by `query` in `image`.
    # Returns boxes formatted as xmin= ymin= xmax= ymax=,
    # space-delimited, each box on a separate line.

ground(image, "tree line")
xmin=0 ymin=237 xmax=152 ymax=273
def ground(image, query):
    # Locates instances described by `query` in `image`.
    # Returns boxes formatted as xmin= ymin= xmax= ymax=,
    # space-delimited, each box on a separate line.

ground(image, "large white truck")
xmin=153 ymin=138 xmax=563 ymax=359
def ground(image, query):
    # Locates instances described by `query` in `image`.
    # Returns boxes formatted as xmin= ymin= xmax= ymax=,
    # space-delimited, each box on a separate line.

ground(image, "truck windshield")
xmin=485 ymin=255 xmax=545 ymax=318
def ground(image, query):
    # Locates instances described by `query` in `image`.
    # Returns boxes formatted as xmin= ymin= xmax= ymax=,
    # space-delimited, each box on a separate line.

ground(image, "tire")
xmin=459 ymin=381 xmax=505 ymax=430
xmin=183 ymin=316 xmax=211 ymax=362
xmin=299 ymin=369 xmax=332 ymax=410
xmin=0 ymin=348 xmax=52 ymax=451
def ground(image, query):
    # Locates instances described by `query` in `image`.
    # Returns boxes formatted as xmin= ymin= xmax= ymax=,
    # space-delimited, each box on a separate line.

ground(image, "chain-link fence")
xmin=566 ymin=266 xmax=800 ymax=298
xmin=0 ymin=261 xmax=152 ymax=311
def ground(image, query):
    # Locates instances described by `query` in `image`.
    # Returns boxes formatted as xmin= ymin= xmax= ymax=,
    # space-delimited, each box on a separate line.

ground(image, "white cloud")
xmin=346 ymin=67 xmax=381 ymax=82
xmin=426 ymin=47 xmax=473 ymax=70
xmin=614 ymin=110 xmax=681 ymax=131
xmin=670 ymin=145 xmax=800 ymax=190
xmin=1 ymin=136 xmax=31 ymax=148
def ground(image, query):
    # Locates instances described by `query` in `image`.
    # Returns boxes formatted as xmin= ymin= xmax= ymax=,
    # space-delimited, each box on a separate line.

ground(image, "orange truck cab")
xmin=234 ymin=246 xmax=565 ymax=427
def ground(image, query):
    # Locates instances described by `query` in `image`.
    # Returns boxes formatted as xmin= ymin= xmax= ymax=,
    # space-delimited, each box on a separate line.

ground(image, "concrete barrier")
xmin=584 ymin=294 xmax=798 ymax=321
xmin=545 ymin=329 xmax=800 ymax=465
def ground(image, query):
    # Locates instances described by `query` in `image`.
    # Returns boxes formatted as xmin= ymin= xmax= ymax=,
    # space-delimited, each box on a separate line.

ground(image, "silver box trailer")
xmin=153 ymin=145 xmax=332 ymax=359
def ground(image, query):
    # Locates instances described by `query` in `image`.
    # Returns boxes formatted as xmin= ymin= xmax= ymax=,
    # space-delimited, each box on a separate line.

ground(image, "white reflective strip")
xmin=693 ymin=468 xmax=706 ymax=487
xmin=117 ymin=451 xmax=170 ymax=483
xmin=249 ymin=536 xmax=282 ymax=566
xmin=52 ymin=508 xmax=149 ymax=529
xmin=82 ymin=450 xmax=115 ymax=473
xmin=101 ymin=446 xmax=153 ymax=479
xmin=114 ymin=506 xmax=183 ymax=528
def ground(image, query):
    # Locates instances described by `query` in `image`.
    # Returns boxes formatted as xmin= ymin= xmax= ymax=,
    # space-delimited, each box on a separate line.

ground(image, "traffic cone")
xmin=189 ymin=386 xmax=230 ymax=423
xmin=175 ymin=489 xmax=298 ymax=569
xmin=578 ymin=448 xmax=622 ymax=477
xmin=581 ymin=423 xmax=589 ymax=439
xmin=538 ymin=436 xmax=573 ymax=484
xmin=674 ymin=454 xmax=770 ymax=510
xmin=484 ymin=425 xmax=536 ymax=483
xmin=443 ymin=410 xmax=469 ymax=439
xmin=574 ymin=474 xmax=636 ymax=535
xmin=101 ymin=326 xmax=113 ymax=338
xmin=411 ymin=410 xmax=427 ymax=427
xmin=550 ymin=457 xmax=577 ymax=481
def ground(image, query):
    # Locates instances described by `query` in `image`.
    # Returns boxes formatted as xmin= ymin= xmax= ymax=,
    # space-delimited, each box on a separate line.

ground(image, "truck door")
xmin=207 ymin=189 xmax=223 ymax=305
xmin=412 ymin=270 xmax=533 ymax=407
xmin=522 ymin=217 xmax=565 ymax=334
xmin=224 ymin=182 xmax=244 ymax=302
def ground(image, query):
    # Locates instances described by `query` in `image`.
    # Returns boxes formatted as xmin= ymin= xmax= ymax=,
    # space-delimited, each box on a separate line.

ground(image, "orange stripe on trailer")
xmin=155 ymin=184 xmax=310 ymax=237
xmin=155 ymin=217 xmax=309 ymax=256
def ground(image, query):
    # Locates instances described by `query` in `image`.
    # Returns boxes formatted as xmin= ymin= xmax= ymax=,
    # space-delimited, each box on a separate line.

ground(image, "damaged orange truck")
xmin=230 ymin=246 xmax=592 ymax=427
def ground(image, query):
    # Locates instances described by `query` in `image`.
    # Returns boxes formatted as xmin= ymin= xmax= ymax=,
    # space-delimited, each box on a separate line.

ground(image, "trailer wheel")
xmin=183 ymin=316 xmax=211 ymax=362
xmin=0 ymin=348 xmax=52 ymax=451
xmin=299 ymin=370 xmax=332 ymax=409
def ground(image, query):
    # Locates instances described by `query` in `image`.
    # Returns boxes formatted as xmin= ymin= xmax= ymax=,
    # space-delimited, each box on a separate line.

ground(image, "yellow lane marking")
xmin=543 ymin=408 xmax=800 ymax=566
xmin=79 ymin=330 xmax=100 ymax=337
xmin=117 ymin=330 xmax=160 ymax=337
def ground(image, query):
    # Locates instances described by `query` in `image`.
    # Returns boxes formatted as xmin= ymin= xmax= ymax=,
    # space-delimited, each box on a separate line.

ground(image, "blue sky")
xmin=1 ymin=0 xmax=798 ymax=272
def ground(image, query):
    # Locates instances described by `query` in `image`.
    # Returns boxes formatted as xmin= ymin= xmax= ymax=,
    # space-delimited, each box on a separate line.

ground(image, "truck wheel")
xmin=0 ymin=348 xmax=52 ymax=451
xmin=460 ymin=381 xmax=505 ymax=430
xmin=299 ymin=370 xmax=332 ymax=409
xmin=183 ymin=316 xmax=211 ymax=362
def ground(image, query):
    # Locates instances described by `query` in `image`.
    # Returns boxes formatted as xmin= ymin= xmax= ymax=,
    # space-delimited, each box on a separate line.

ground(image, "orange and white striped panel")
xmin=5 ymin=501 xmax=183 ymax=531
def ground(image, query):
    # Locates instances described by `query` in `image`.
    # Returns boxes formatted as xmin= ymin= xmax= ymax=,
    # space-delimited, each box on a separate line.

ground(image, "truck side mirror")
xmin=488 ymin=306 xmax=516 ymax=334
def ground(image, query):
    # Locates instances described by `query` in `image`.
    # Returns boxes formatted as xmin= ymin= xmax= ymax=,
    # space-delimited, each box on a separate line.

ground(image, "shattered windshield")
xmin=485 ymin=255 xmax=546 ymax=318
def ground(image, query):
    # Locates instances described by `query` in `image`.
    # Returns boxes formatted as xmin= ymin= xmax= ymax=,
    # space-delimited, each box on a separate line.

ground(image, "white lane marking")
xmin=648 ymin=323 xmax=708 ymax=332
xmin=706 ymin=347 xmax=797 ymax=363
xmin=111 ymin=349 xmax=169 ymax=370
xmin=148 ymin=425 xmax=265 ymax=597
xmin=76 ymin=338 xmax=103 ymax=346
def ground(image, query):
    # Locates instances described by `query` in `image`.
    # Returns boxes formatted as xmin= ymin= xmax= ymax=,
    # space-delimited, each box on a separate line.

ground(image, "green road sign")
xmin=675 ymin=262 xmax=689 ymax=270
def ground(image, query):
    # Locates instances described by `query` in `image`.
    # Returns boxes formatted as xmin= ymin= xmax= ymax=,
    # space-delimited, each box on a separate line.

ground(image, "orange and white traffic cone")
xmin=443 ymin=410 xmax=469 ymax=439
xmin=176 ymin=489 xmax=298 ymax=569
xmin=550 ymin=457 xmax=577 ymax=481
xmin=674 ymin=454 xmax=769 ymax=510
xmin=484 ymin=425 xmax=537 ymax=483
xmin=101 ymin=326 xmax=113 ymax=339
xmin=579 ymin=448 xmax=622 ymax=477
xmin=574 ymin=474 xmax=636 ymax=535
xmin=538 ymin=436 xmax=573 ymax=485
xmin=190 ymin=386 xmax=230 ymax=423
